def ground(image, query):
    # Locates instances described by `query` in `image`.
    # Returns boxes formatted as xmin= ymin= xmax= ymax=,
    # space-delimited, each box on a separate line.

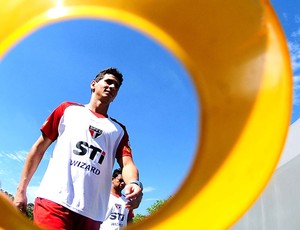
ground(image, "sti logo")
xmin=89 ymin=125 xmax=103 ymax=138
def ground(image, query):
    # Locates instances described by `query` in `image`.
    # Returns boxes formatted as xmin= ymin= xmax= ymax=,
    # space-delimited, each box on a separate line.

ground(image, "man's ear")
xmin=90 ymin=80 xmax=96 ymax=92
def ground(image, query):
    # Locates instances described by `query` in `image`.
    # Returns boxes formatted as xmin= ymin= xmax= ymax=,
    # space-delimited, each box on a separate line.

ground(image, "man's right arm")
xmin=13 ymin=133 xmax=52 ymax=212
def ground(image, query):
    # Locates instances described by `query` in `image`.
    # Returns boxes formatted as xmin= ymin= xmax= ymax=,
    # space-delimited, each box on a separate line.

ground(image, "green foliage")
xmin=0 ymin=188 xmax=14 ymax=201
xmin=26 ymin=203 xmax=34 ymax=221
xmin=132 ymin=213 xmax=147 ymax=223
xmin=133 ymin=198 xmax=169 ymax=223
xmin=146 ymin=199 xmax=166 ymax=216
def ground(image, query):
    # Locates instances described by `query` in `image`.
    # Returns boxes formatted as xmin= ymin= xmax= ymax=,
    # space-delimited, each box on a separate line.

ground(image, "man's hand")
xmin=13 ymin=190 xmax=28 ymax=214
xmin=124 ymin=183 xmax=143 ymax=210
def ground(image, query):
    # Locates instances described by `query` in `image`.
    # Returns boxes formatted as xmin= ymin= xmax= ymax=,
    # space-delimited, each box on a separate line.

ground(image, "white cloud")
xmin=294 ymin=75 xmax=300 ymax=86
xmin=4 ymin=150 xmax=28 ymax=163
xmin=143 ymin=186 xmax=155 ymax=193
xmin=291 ymin=29 xmax=300 ymax=39
xmin=289 ymin=42 xmax=300 ymax=71
xmin=288 ymin=25 xmax=300 ymax=105
xmin=293 ymin=75 xmax=300 ymax=105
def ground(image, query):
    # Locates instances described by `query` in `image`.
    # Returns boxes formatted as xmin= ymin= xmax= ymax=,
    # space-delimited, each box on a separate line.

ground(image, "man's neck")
xmin=111 ymin=188 xmax=122 ymax=197
xmin=87 ymin=100 xmax=109 ymax=116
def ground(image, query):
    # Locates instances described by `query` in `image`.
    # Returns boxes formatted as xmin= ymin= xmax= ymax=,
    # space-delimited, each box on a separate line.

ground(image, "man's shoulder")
xmin=60 ymin=101 xmax=84 ymax=107
xmin=56 ymin=101 xmax=84 ymax=111
xmin=110 ymin=117 xmax=126 ymax=129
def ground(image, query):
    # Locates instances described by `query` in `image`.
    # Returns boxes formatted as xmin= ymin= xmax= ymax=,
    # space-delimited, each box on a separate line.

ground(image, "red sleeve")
xmin=113 ymin=122 xmax=133 ymax=161
xmin=40 ymin=102 xmax=78 ymax=141
xmin=128 ymin=209 xmax=134 ymax=219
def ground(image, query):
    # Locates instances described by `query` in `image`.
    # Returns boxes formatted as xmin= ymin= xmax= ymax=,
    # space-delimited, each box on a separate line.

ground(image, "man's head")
xmin=112 ymin=168 xmax=125 ymax=192
xmin=94 ymin=67 xmax=123 ymax=87
xmin=90 ymin=67 xmax=123 ymax=104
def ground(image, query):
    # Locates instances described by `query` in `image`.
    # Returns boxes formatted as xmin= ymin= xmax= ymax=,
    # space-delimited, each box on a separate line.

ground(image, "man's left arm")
xmin=118 ymin=156 xmax=143 ymax=209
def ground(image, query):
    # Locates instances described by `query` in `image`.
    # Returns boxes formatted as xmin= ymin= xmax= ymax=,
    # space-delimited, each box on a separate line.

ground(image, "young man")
xmin=13 ymin=67 xmax=143 ymax=230
xmin=100 ymin=168 xmax=138 ymax=230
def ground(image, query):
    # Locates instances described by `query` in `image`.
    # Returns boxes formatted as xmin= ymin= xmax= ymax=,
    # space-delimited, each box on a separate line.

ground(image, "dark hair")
xmin=112 ymin=168 xmax=122 ymax=178
xmin=94 ymin=67 xmax=123 ymax=86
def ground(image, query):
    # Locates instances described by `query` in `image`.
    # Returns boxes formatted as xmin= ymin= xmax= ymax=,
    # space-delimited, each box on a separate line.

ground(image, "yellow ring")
xmin=0 ymin=1 xmax=292 ymax=229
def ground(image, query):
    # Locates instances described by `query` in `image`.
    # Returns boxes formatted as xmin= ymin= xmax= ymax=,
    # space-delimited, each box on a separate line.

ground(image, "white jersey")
xmin=100 ymin=194 xmax=134 ymax=230
xmin=36 ymin=102 xmax=132 ymax=221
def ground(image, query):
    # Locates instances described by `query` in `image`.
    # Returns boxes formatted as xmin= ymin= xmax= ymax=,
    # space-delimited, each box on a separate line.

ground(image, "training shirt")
xmin=36 ymin=102 xmax=132 ymax=221
xmin=100 ymin=194 xmax=134 ymax=230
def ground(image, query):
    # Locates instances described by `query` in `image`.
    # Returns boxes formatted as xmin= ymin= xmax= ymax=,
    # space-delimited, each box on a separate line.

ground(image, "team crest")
xmin=115 ymin=203 xmax=122 ymax=209
xmin=89 ymin=125 xmax=103 ymax=138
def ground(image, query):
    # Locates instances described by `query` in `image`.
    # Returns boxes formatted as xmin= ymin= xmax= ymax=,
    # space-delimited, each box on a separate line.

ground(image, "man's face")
xmin=113 ymin=174 xmax=125 ymax=191
xmin=91 ymin=74 xmax=120 ymax=103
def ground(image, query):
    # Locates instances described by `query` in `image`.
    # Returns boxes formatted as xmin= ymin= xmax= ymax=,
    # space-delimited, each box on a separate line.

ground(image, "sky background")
xmin=272 ymin=0 xmax=300 ymax=123
xmin=0 ymin=0 xmax=299 ymax=216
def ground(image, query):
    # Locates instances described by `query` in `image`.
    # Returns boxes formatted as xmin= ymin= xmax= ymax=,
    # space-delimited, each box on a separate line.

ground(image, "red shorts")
xmin=34 ymin=197 xmax=101 ymax=230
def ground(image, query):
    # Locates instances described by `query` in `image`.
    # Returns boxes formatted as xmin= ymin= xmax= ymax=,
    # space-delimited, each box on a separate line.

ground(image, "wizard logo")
xmin=89 ymin=125 xmax=103 ymax=138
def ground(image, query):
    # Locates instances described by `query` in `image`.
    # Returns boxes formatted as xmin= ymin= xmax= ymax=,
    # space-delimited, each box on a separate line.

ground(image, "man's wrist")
xmin=129 ymin=180 xmax=143 ymax=190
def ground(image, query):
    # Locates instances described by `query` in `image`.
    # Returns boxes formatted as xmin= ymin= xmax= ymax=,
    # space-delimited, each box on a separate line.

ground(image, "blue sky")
xmin=271 ymin=0 xmax=300 ymax=123
xmin=0 ymin=1 xmax=299 ymax=216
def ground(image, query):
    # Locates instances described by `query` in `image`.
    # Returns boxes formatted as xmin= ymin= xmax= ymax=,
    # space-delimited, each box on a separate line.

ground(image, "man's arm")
xmin=13 ymin=133 xmax=52 ymax=212
xmin=121 ymin=156 xmax=139 ymax=183
xmin=118 ymin=156 xmax=143 ymax=210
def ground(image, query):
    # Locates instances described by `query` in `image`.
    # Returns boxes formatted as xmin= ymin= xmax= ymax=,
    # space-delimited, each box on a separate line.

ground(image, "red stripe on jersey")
xmin=111 ymin=117 xmax=133 ymax=160
xmin=128 ymin=209 xmax=134 ymax=219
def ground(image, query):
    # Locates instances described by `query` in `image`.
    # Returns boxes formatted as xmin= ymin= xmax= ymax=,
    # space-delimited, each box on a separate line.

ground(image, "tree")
xmin=0 ymin=188 xmax=14 ymax=201
xmin=26 ymin=203 xmax=34 ymax=220
xmin=132 ymin=213 xmax=147 ymax=223
xmin=133 ymin=198 xmax=169 ymax=223
xmin=146 ymin=199 xmax=166 ymax=216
